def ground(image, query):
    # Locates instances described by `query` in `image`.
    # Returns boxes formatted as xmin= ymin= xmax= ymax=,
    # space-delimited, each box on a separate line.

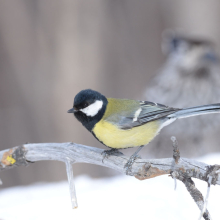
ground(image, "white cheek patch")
xmin=80 ymin=100 xmax=103 ymax=117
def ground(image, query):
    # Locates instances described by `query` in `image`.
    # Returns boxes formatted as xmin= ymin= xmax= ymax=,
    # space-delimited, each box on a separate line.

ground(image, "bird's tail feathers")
xmin=168 ymin=104 xmax=220 ymax=119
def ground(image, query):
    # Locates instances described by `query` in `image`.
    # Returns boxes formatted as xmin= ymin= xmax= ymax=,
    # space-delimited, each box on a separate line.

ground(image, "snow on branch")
xmin=0 ymin=139 xmax=220 ymax=219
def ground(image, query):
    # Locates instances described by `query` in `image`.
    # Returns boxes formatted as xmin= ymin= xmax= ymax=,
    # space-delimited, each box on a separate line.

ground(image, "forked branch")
xmin=0 ymin=140 xmax=219 ymax=219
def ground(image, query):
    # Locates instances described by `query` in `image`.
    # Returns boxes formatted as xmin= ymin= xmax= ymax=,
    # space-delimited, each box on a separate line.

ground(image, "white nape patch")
xmin=159 ymin=118 xmax=176 ymax=132
xmin=133 ymin=108 xmax=142 ymax=122
xmin=80 ymin=100 xmax=103 ymax=117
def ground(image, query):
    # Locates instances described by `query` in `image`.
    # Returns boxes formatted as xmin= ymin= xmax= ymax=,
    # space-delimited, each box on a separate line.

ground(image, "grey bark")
xmin=1 ymin=141 xmax=219 ymax=219
xmin=1 ymin=142 xmax=220 ymax=184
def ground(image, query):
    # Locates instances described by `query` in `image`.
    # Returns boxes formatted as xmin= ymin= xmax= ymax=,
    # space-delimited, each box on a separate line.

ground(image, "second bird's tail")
xmin=168 ymin=103 xmax=220 ymax=119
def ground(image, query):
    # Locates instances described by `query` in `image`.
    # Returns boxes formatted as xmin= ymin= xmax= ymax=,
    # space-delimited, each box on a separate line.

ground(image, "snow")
xmin=1 ymin=154 xmax=220 ymax=220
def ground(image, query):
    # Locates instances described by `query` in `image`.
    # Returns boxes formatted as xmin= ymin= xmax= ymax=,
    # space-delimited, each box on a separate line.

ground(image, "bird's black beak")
xmin=67 ymin=107 xmax=77 ymax=113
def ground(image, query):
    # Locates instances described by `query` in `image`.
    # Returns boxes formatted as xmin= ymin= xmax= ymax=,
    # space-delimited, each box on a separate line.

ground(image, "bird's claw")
xmin=124 ymin=154 xmax=141 ymax=175
xmin=101 ymin=149 xmax=123 ymax=163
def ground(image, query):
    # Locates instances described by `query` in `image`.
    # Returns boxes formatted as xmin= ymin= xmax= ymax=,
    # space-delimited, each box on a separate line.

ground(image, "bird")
xmin=68 ymin=89 xmax=220 ymax=174
xmin=145 ymin=32 xmax=220 ymax=156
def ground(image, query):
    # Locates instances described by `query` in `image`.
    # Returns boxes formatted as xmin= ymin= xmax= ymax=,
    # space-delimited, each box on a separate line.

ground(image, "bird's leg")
xmin=124 ymin=145 xmax=145 ymax=175
xmin=101 ymin=148 xmax=124 ymax=162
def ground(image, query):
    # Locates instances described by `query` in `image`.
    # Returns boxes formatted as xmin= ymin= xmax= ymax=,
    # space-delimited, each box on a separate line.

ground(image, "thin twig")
xmin=183 ymin=177 xmax=211 ymax=220
xmin=198 ymin=175 xmax=213 ymax=220
xmin=65 ymin=158 xmax=78 ymax=209
xmin=170 ymin=139 xmax=212 ymax=220
xmin=171 ymin=136 xmax=180 ymax=164
xmin=171 ymin=136 xmax=180 ymax=190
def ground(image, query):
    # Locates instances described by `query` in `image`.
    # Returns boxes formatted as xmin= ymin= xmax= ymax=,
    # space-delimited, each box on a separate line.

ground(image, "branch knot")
xmin=206 ymin=164 xmax=220 ymax=185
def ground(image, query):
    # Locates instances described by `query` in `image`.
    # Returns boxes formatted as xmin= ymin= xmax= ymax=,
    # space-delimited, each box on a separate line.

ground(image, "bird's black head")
xmin=68 ymin=89 xmax=108 ymax=131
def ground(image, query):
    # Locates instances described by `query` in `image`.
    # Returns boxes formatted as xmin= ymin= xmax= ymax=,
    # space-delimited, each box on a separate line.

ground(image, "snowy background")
xmin=1 ymin=154 xmax=220 ymax=220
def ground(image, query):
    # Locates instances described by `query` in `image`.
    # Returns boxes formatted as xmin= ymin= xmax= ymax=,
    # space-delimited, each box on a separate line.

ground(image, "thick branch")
xmin=0 ymin=142 xmax=220 ymax=185
xmin=1 ymin=142 xmax=220 ymax=219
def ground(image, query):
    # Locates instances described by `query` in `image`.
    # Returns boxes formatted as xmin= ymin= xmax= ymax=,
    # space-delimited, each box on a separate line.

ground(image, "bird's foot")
xmin=101 ymin=148 xmax=123 ymax=163
xmin=124 ymin=154 xmax=141 ymax=175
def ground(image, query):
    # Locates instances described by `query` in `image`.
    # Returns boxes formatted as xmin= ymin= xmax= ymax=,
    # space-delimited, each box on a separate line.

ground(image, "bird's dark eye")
xmin=83 ymin=103 xmax=89 ymax=108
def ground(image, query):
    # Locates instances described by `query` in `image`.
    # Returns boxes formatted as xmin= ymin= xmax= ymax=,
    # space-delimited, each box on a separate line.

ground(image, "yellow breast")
xmin=92 ymin=119 xmax=160 ymax=149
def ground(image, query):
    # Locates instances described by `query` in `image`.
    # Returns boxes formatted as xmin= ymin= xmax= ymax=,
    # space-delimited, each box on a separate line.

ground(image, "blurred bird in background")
xmin=145 ymin=31 xmax=220 ymax=157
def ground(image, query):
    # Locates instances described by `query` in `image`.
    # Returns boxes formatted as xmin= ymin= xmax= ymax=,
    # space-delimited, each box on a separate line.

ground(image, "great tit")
xmin=68 ymin=89 xmax=220 ymax=174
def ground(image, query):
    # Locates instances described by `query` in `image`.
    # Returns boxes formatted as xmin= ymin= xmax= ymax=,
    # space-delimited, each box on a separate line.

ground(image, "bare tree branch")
xmin=0 ymin=142 xmax=219 ymax=182
xmin=170 ymin=137 xmax=212 ymax=220
xmin=0 ymin=141 xmax=220 ymax=219
xmin=171 ymin=163 xmax=211 ymax=220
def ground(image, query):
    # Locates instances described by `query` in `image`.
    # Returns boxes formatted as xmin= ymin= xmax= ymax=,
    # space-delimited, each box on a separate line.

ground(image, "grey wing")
xmin=118 ymin=101 xmax=180 ymax=130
